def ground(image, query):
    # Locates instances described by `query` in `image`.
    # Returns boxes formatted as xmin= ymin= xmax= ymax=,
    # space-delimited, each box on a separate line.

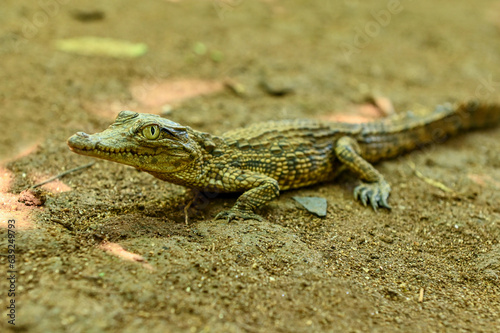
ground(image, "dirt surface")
xmin=1 ymin=0 xmax=500 ymax=332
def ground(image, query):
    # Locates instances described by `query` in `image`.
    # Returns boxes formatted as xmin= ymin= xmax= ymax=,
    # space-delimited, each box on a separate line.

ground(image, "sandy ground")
xmin=1 ymin=0 xmax=500 ymax=332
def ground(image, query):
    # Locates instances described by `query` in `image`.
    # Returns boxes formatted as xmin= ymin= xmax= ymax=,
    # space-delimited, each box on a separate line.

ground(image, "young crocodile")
xmin=67 ymin=101 xmax=500 ymax=221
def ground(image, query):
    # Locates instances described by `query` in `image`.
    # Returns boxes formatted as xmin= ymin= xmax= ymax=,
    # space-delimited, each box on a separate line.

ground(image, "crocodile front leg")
xmin=335 ymin=136 xmax=392 ymax=210
xmin=214 ymin=169 xmax=280 ymax=222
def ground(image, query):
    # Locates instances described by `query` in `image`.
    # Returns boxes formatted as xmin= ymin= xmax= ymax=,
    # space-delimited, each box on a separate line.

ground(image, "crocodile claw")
xmin=353 ymin=180 xmax=392 ymax=210
xmin=215 ymin=208 xmax=264 ymax=222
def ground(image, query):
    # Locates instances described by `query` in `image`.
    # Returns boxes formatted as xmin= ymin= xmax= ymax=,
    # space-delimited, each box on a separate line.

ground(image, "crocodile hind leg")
xmin=335 ymin=136 xmax=392 ymax=210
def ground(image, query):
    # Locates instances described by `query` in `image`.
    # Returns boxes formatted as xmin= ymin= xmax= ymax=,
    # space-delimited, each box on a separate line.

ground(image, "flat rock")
xmin=292 ymin=196 xmax=327 ymax=217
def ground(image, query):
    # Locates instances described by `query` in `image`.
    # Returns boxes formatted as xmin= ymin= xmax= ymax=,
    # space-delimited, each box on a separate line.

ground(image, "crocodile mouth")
xmin=67 ymin=133 xmax=157 ymax=158
xmin=69 ymin=143 xmax=149 ymax=157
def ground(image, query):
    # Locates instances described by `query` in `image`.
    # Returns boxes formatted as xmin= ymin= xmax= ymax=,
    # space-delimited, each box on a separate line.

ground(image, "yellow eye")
xmin=142 ymin=125 xmax=160 ymax=140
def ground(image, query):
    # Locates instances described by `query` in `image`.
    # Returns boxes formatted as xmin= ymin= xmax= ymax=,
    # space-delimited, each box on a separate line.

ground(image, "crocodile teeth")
xmin=91 ymin=145 xmax=141 ymax=157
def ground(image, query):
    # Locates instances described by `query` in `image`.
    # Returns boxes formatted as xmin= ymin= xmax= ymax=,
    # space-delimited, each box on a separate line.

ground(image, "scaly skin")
xmin=67 ymin=101 xmax=500 ymax=221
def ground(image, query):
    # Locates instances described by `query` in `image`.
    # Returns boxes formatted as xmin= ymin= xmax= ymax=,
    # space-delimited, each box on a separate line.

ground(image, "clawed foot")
xmin=215 ymin=208 xmax=264 ymax=222
xmin=354 ymin=180 xmax=392 ymax=210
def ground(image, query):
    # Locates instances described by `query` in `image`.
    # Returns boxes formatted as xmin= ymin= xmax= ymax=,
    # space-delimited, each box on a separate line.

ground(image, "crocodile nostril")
xmin=77 ymin=132 xmax=90 ymax=138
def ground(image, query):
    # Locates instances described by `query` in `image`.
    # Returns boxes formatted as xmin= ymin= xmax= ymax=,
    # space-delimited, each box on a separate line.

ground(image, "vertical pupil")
xmin=150 ymin=127 xmax=155 ymax=135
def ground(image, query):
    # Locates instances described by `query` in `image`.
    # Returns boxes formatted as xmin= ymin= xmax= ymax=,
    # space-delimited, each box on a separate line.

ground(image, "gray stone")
xmin=292 ymin=196 xmax=327 ymax=217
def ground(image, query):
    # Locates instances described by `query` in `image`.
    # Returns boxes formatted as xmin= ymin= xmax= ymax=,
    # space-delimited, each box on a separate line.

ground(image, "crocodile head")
xmin=67 ymin=111 xmax=202 ymax=173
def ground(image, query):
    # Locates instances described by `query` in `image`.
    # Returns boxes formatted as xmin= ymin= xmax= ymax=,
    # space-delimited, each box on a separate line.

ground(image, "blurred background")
xmin=2 ymin=0 xmax=499 ymax=161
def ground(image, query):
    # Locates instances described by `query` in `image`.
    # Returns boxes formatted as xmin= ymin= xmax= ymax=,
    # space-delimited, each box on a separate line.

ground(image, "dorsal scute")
xmin=222 ymin=119 xmax=349 ymax=143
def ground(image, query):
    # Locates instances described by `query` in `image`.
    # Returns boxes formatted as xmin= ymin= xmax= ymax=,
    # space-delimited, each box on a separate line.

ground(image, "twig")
xmin=183 ymin=191 xmax=200 ymax=225
xmin=408 ymin=162 xmax=454 ymax=193
xmin=50 ymin=218 xmax=74 ymax=231
xmin=418 ymin=288 xmax=425 ymax=303
xmin=31 ymin=161 xmax=96 ymax=189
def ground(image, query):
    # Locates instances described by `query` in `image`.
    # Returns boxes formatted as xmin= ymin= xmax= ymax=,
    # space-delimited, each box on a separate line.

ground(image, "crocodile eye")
xmin=142 ymin=125 xmax=160 ymax=140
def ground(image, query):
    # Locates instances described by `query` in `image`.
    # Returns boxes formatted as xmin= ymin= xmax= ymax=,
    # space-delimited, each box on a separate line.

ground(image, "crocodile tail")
xmin=358 ymin=101 xmax=500 ymax=162
xmin=456 ymin=101 xmax=500 ymax=130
